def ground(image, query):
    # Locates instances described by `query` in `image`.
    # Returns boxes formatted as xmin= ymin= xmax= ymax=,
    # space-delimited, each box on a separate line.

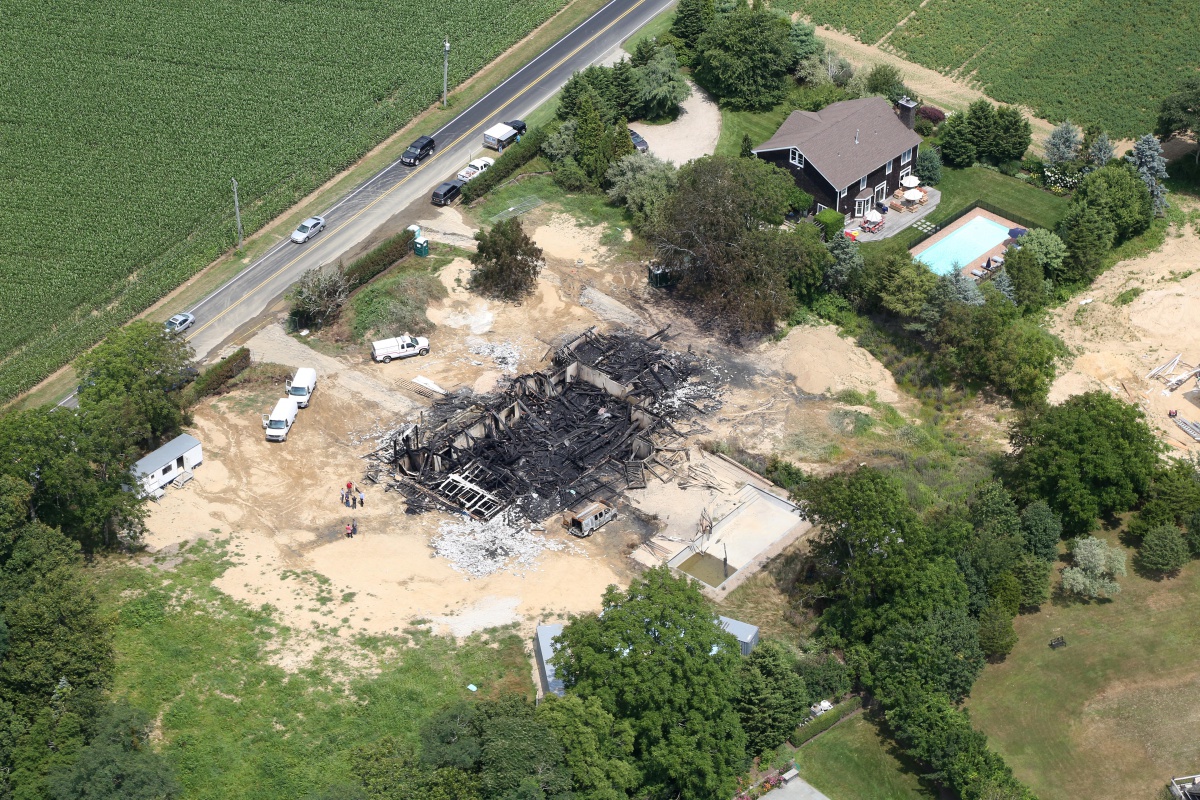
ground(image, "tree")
xmin=1009 ymin=392 xmax=1160 ymax=535
xmin=609 ymin=118 xmax=637 ymax=166
xmin=1061 ymin=536 xmax=1126 ymax=598
xmin=965 ymin=100 xmax=998 ymax=162
xmin=1088 ymin=132 xmax=1115 ymax=167
xmin=610 ymin=58 xmax=640 ymax=119
xmin=289 ymin=263 xmax=350 ymax=330
xmin=1011 ymin=553 xmax=1051 ymax=609
xmin=355 ymin=737 xmax=480 ymax=800
xmin=1056 ymin=203 xmax=1115 ymax=284
xmin=1018 ymin=228 xmax=1067 ymax=281
xmin=574 ymin=94 xmax=610 ymax=183
xmin=1156 ymin=75 xmax=1200 ymax=164
xmin=1136 ymin=524 xmax=1189 ymax=577
xmin=992 ymin=106 xmax=1032 ymax=163
xmin=990 ymin=268 xmax=1016 ymax=304
xmin=635 ymin=45 xmax=691 ymax=121
xmin=880 ymin=259 xmax=937 ymax=321
xmin=605 ymin=152 xmax=679 ymax=232
xmin=1019 ymin=500 xmax=1062 ymax=562
xmin=1188 ymin=510 xmax=1200 ymax=557
xmin=823 ymin=232 xmax=864 ymax=292
xmin=535 ymin=695 xmax=638 ymax=800
xmin=976 ymin=602 xmax=1018 ymax=659
xmin=736 ymin=641 xmax=809 ymax=756
xmin=870 ymin=608 xmax=984 ymax=705
xmin=739 ymin=133 xmax=753 ymax=158
xmin=469 ymin=218 xmax=544 ymax=300
xmin=554 ymin=567 xmax=746 ymax=800
xmin=670 ymin=0 xmax=715 ymax=50
xmin=938 ymin=114 xmax=976 ymax=168
xmin=480 ymin=709 xmax=573 ymax=800
xmin=864 ymin=64 xmax=911 ymax=105
xmin=788 ymin=20 xmax=822 ymax=64
xmin=47 ymin=703 xmax=179 ymax=800
xmin=693 ymin=10 xmax=797 ymax=110
xmin=989 ymin=573 xmax=1022 ymax=617
xmin=76 ymin=320 xmax=194 ymax=445
xmin=1127 ymin=133 xmax=1170 ymax=215
xmin=814 ymin=209 xmax=845 ymax=241
xmin=1002 ymin=246 xmax=1045 ymax=309
xmin=1044 ymin=120 xmax=1082 ymax=166
xmin=1072 ymin=163 xmax=1152 ymax=243
xmin=915 ymin=147 xmax=942 ymax=185
xmin=795 ymin=654 xmax=851 ymax=701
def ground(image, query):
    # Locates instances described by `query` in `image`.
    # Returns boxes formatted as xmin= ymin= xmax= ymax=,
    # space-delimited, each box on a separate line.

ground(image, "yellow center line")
xmin=188 ymin=0 xmax=650 ymax=342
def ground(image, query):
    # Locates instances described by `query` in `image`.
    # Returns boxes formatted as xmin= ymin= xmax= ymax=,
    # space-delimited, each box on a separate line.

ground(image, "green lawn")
xmin=99 ymin=540 xmax=532 ymax=800
xmin=622 ymin=5 xmax=676 ymax=56
xmin=967 ymin=532 xmax=1200 ymax=800
xmin=795 ymin=714 xmax=936 ymax=800
xmin=715 ymin=104 xmax=794 ymax=157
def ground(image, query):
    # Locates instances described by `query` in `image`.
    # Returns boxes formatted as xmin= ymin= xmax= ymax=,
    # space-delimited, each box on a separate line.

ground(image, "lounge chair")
xmin=971 ymin=269 xmax=986 ymax=278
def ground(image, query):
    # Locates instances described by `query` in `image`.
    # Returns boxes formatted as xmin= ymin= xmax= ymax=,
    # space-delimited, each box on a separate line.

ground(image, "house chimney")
xmin=855 ymin=128 xmax=859 ymax=145
xmin=897 ymin=95 xmax=918 ymax=130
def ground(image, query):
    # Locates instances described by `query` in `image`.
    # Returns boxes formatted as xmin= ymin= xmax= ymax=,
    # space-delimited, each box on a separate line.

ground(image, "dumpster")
xmin=413 ymin=236 xmax=429 ymax=257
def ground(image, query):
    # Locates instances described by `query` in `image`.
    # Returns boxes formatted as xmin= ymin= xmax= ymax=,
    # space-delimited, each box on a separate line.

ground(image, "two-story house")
xmin=752 ymin=96 xmax=922 ymax=219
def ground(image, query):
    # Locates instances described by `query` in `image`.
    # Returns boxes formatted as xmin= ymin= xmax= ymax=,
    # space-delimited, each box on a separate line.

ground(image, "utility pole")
xmin=231 ymin=177 xmax=243 ymax=248
xmin=442 ymin=38 xmax=450 ymax=108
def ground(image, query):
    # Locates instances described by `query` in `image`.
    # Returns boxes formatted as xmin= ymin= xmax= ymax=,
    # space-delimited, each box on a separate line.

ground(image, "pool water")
xmin=913 ymin=216 xmax=1011 ymax=275
xmin=677 ymin=551 xmax=736 ymax=588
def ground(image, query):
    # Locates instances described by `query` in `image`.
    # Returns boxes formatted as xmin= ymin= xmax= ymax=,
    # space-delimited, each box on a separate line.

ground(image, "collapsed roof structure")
xmin=364 ymin=327 xmax=720 ymax=521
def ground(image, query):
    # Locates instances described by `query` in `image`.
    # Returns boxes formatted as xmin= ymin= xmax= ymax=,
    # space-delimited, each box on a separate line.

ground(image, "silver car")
xmin=165 ymin=313 xmax=195 ymax=334
xmin=291 ymin=216 xmax=326 ymax=243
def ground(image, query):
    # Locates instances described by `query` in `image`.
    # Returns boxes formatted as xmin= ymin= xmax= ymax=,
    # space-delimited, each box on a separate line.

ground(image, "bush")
xmin=917 ymin=105 xmax=945 ymax=124
xmin=1136 ymin=524 xmax=1190 ymax=576
xmin=999 ymin=159 xmax=1022 ymax=176
xmin=344 ymin=229 xmax=415 ymax=289
xmin=915 ymin=148 xmax=942 ymax=185
xmin=814 ymin=209 xmax=845 ymax=240
xmin=461 ymin=125 xmax=552 ymax=202
xmin=789 ymin=696 xmax=861 ymax=746
xmin=185 ymin=347 xmax=251 ymax=402
xmin=914 ymin=117 xmax=934 ymax=137
xmin=350 ymin=271 xmax=446 ymax=341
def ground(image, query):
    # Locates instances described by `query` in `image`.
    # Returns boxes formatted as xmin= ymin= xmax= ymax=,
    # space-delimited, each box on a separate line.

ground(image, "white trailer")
xmin=483 ymin=123 xmax=518 ymax=151
xmin=133 ymin=434 xmax=203 ymax=498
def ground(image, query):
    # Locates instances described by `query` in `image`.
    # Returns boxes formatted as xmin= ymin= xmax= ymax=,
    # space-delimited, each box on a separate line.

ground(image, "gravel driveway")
xmin=629 ymin=81 xmax=721 ymax=166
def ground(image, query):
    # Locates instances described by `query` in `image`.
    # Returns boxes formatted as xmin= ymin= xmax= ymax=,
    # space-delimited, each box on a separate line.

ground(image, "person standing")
xmin=352 ymin=519 xmax=358 ymax=537
xmin=345 ymin=522 xmax=352 ymax=538
xmin=358 ymin=489 xmax=365 ymax=508
xmin=340 ymin=488 xmax=346 ymax=505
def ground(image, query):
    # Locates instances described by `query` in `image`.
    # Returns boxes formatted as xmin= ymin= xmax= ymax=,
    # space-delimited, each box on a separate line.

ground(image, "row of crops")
xmin=0 ymin=0 xmax=568 ymax=402
xmin=779 ymin=0 xmax=1196 ymax=137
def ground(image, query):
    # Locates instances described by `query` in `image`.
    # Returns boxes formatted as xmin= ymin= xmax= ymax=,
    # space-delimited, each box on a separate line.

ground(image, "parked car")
xmin=164 ymin=312 xmax=195 ymax=333
xmin=401 ymin=135 xmax=435 ymax=166
xmin=431 ymin=180 xmax=464 ymax=206
xmin=371 ymin=334 xmax=430 ymax=363
xmin=291 ymin=216 xmax=325 ymax=243
xmin=457 ymin=157 xmax=494 ymax=182
xmin=630 ymin=130 xmax=648 ymax=153
xmin=506 ymin=119 xmax=527 ymax=136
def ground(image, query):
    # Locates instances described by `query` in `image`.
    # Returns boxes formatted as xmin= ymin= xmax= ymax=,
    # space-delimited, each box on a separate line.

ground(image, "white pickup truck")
xmin=371 ymin=334 xmax=430 ymax=363
xmin=457 ymin=157 xmax=494 ymax=182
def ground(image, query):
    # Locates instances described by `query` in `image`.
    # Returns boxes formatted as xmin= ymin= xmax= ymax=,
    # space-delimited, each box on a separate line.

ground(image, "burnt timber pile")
xmin=366 ymin=328 xmax=720 ymax=521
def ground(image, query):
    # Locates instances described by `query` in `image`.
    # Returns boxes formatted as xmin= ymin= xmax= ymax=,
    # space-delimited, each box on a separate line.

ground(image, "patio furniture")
xmin=889 ymin=201 xmax=904 ymax=212
xmin=900 ymin=174 xmax=921 ymax=189
xmin=971 ymin=269 xmax=987 ymax=278
xmin=861 ymin=219 xmax=884 ymax=233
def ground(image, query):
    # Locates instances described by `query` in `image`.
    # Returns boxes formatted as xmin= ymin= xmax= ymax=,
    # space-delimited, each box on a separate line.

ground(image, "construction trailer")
xmin=535 ymin=624 xmax=566 ymax=698
xmin=719 ymin=615 xmax=760 ymax=656
xmin=133 ymin=434 xmax=203 ymax=498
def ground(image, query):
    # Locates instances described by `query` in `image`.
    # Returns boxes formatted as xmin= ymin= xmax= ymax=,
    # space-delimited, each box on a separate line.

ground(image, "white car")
xmin=457 ymin=157 xmax=495 ymax=182
xmin=164 ymin=313 xmax=195 ymax=333
xmin=291 ymin=216 xmax=326 ymax=243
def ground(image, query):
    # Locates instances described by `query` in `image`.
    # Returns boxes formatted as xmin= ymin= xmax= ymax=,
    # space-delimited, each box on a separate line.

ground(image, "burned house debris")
xmin=364 ymin=328 xmax=721 ymax=521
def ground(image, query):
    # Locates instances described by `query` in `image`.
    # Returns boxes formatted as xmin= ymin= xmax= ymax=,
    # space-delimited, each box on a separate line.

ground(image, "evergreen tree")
xmin=1127 ymin=133 xmax=1170 ymax=215
xmin=574 ymin=94 xmax=609 ymax=183
xmin=1136 ymin=524 xmax=1189 ymax=576
xmin=1019 ymin=500 xmax=1062 ymax=562
xmin=609 ymin=118 xmax=636 ymax=164
xmin=938 ymin=114 xmax=976 ymax=168
xmin=670 ymin=0 xmax=715 ymax=49
xmin=635 ymin=45 xmax=691 ymax=121
xmin=965 ymin=100 xmax=998 ymax=162
xmin=694 ymin=9 xmax=798 ymax=110
xmin=976 ymin=602 xmax=1018 ymax=659
xmin=915 ymin=147 xmax=942 ymax=184
xmin=610 ymin=58 xmax=640 ymax=120
xmin=789 ymin=20 xmax=822 ymax=63
xmin=991 ymin=269 xmax=1016 ymax=304
xmin=1057 ymin=204 xmax=1115 ymax=284
xmin=1002 ymin=246 xmax=1045 ymax=310
xmin=557 ymin=71 xmax=587 ymax=121
xmin=944 ymin=271 xmax=985 ymax=306
xmin=1088 ymin=132 xmax=1115 ymax=167
xmin=735 ymin=641 xmax=809 ymax=757
xmin=992 ymin=105 xmax=1031 ymax=163
xmin=1011 ymin=553 xmax=1052 ymax=609
xmin=469 ymin=218 xmax=545 ymax=300
xmin=823 ymin=231 xmax=863 ymax=292
xmin=740 ymin=133 xmax=754 ymax=158
xmin=631 ymin=37 xmax=660 ymax=68
xmin=1044 ymin=120 xmax=1082 ymax=166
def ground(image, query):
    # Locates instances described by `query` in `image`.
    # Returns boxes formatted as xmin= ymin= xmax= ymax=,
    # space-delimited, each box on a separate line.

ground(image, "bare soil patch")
xmin=629 ymin=82 xmax=722 ymax=166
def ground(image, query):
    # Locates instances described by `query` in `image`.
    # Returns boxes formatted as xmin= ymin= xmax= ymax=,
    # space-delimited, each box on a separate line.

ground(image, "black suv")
xmin=506 ymin=119 xmax=527 ymax=136
xmin=401 ymin=135 xmax=435 ymax=166
xmin=431 ymin=180 xmax=464 ymax=206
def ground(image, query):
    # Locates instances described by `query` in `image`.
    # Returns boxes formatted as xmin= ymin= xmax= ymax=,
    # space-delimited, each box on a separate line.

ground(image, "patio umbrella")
xmin=900 ymin=174 xmax=921 ymax=188
xmin=1009 ymin=227 xmax=1028 ymax=238
xmin=864 ymin=209 xmax=883 ymax=222
xmin=903 ymin=188 xmax=923 ymax=201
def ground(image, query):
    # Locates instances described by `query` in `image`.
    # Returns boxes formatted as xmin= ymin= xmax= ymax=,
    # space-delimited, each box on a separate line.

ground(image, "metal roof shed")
xmin=134 ymin=434 xmax=202 ymax=497
xmin=535 ymin=624 xmax=566 ymax=698
xmin=719 ymin=615 xmax=760 ymax=656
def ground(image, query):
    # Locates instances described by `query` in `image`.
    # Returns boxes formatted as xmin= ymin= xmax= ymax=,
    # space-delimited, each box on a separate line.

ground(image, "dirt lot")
xmin=143 ymin=202 xmax=909 ymax=669
xmin=1048 ymin=210 xmax=1200 ymax=451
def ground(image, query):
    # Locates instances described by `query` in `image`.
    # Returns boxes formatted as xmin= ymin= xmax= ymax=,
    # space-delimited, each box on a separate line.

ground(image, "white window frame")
xmin=838 ymin=188 xmax=847 ymax=199
xmin=899 ymin=165 xmax=912 ymax=181
xmin=886 ymin=159 xmax=894 ymax=174
xmin=854 ymin=198 xmax=868 ymax=217
xmin=901 ymin=147 xmax=913 ymax=165
xmin=875 ymin=182 xmax=888 ymax=203
xmin=816 ymin=203 xmax=828 ymax=213
xmin=789 ymin=148 xmax=804 ymax=168
xmin=859 ymin=176 xmax=868 ymax=190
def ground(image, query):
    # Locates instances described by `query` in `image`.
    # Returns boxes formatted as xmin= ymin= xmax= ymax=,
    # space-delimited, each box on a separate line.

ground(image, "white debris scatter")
xmin=465 ymin=336 xmax=525 ymax=373
xmin=432 ymin=512 xmax=571 ymax=578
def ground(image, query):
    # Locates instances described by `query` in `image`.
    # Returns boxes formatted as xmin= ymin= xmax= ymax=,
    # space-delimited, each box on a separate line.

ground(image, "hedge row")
xmin=461 ymin=124 xmax=553 ymax=203
xmin=790 ymin=696 xmax=862 ymax=747
xmin=185 ymin=347 xmax=251 ymax=404
xmin=345 ymin=229 xmax=416 ymax=289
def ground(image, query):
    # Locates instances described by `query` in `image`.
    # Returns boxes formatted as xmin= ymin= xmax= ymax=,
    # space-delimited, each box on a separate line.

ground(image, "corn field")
xmin=0 ymin=0 xmax=567 ymax=402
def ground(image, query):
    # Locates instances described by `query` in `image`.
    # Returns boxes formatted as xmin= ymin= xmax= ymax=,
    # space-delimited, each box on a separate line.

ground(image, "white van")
xmin=371 ymin=334 xmax=430 ymax=363
xmin=286 ymin=367 xmax=317 ymax=408
xmin=483 ymin=123 xmax=518 ymax=151
xmin=262 ymin=398 xmax=299 ymax=442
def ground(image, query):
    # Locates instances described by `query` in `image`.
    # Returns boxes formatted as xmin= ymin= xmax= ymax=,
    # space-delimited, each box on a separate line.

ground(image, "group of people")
xmin=341 ymin=482 xmax=364 ymax=508
xmin=345 ymin=519 xmax=358 ymax=539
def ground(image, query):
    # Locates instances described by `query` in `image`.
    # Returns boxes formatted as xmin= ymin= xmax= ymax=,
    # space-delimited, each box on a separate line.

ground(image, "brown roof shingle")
xmin=753 ymin=97 xmax=922 ymax=190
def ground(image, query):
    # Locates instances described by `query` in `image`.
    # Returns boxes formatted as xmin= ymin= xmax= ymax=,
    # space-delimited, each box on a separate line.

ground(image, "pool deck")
xmin=851 ymin=187 xmax=942 ymax=242
xmin=910 ymin=208 xmax=1020 ymax=282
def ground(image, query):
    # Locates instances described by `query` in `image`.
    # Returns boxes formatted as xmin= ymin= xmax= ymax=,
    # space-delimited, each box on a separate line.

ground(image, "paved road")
xmin=185 ymin=0 xmax=674 ymax=359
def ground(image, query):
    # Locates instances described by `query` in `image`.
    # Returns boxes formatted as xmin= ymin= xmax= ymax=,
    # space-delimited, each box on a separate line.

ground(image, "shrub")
xmin=344 ymin=229 xmax=415 ymax=289
xmin=288 ymin=264 xmax=349 ymax=329
xmin=915 ymin=148 xmax=942 ymax=185
xmin=1136 ymin=524 xmax=1189 ymax=576
xmin=350 ymin=271 xmax=446 ymax=341
xmin=790 ymin=696 xmax=861 ymax=746
xmin=185 ymin=347 xmax=251 ymax=402
xmin=814 ymin=209 xmax=845 ymax=241
xmin=917 ymin=105 xmax=945 ymax=124
xmin=999 ymin=160 xmax=1022 ymax=176
xmin=914 ymin=117 xmax=934 ymax=137
xmin=461 ymin=125 xmax=552 ymax=202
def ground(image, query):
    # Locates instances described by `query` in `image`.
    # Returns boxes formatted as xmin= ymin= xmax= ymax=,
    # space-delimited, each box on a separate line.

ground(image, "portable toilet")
xmin=413 ymin=236 xmax=429 ymax=257
xmin=406 ymin=224 xmax=422 ymax=238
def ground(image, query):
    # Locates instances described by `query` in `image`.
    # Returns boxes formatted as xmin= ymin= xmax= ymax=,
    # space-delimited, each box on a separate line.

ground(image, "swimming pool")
xmin=913 ymin=216 xmax=1011 ymax=275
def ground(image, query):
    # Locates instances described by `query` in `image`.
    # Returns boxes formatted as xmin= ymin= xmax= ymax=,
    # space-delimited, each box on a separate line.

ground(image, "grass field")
xmin=0 ymin=0 xmax=571 ymax=403
xmin=968 ymin=532 xmax=1200 ymax=800
xmin=795 ymin=714 xmax=936 ymax=800
xmin=99 ymin=539 xmax=532 ymax=799
xmin=772 ymin=0 xmax=1198 ymax=137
